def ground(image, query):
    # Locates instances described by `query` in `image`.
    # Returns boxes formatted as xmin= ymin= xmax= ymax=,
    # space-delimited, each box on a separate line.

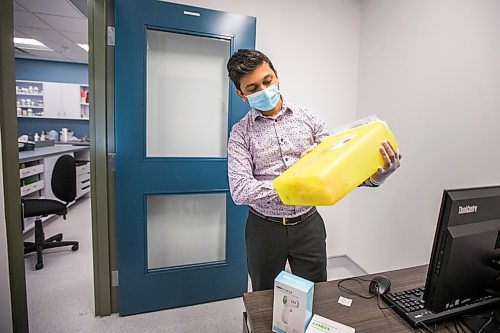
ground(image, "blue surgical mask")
xmin=246 ymin=84 xmax=281 ymax=111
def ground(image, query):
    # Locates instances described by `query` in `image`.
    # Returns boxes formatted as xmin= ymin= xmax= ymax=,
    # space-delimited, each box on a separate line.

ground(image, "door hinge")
xmin=111 ymin=270 xmax=119 ymax=287
xmin=107 ymin=26 xmax=115 ymax=46
xmin=108 ymin=153 xmax=116 ymax=171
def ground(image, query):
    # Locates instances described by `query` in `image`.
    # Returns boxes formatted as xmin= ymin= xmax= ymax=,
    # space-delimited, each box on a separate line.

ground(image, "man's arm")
xmin=310 ymin=108 xmax=330 ymax=144
xmin=227 ymin=130 xmax=278 ymax=205
xmin=300 ymin=108 xmax=330 ymax=156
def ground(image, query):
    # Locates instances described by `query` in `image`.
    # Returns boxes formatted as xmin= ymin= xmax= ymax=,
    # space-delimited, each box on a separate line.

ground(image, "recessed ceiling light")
xmin=13 ymin=37 xmax=52 ymax=51
xmin=77 ymin=43 xmax=89 ymax=52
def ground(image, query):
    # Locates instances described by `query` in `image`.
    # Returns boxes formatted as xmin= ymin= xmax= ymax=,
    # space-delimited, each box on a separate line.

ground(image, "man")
xmin=226 ymin=49 xmax=401 ymax=291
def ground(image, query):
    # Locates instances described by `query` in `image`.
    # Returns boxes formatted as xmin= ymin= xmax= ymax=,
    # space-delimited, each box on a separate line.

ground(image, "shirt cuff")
xmin=359 ymin=178 xmax=381 ymax=187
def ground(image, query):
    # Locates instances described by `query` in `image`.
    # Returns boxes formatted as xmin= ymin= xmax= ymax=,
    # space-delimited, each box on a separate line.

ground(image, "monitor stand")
xmin=461 ymin=307 xmax=500 ymax=333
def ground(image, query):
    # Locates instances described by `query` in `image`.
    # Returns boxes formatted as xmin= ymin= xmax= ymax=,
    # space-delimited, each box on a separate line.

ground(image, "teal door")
xmin=115 ymin=0 xmax=255 ymax=315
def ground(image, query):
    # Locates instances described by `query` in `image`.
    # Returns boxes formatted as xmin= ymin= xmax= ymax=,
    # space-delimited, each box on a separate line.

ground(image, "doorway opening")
xmin=13 ymin=0 xmax=95 ymax=330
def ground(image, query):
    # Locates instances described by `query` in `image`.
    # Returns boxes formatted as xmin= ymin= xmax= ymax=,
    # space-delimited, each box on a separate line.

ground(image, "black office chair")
xmin=22 ymin=154 xmax=79 ymax=270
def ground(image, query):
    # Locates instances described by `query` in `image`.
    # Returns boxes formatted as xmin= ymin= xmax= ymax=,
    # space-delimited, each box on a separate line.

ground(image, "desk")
xmin=19 ymin=144 xmax=89 ymax=163
xmin=243 ymin=265 xmax=472 ymax=333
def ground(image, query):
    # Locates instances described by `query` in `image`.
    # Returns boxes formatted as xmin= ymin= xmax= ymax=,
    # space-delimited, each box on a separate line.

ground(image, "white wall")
xmin=349 ymin=0 xmax=500 ymax=273
xmin=164 ymin=1 xmax=500 ymax=272
xmin=0 ymin=131 xmax=13 ymax=332
xmin=168 ymin=0 xmax=362 ymax=257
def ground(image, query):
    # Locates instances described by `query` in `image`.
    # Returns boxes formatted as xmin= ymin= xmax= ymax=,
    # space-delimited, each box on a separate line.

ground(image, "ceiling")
xmin=13 ymin=0 xmax=88 ymax=64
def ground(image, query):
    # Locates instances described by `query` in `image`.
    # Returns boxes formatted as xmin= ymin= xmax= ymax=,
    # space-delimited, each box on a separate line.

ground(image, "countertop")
xmin=19 ymin=144 xmax=90 ymax=163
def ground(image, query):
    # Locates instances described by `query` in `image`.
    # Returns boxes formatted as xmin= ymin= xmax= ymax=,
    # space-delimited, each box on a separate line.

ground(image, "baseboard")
xmin=327 ymin=255 xmax=367 ymax=275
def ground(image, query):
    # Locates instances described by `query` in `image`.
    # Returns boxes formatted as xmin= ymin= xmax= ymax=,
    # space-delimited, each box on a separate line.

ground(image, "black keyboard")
xmin=382 ymin=287 xmax=500 ymax=327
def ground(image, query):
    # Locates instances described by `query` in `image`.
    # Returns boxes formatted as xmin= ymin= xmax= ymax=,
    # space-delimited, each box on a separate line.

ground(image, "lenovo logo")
xmin=458 ymin=205 xmax=478 ymax=215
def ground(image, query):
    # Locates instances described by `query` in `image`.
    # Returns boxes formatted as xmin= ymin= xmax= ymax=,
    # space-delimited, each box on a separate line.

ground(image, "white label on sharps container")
xmin=330 ymin=135 xmax=356 ymax=151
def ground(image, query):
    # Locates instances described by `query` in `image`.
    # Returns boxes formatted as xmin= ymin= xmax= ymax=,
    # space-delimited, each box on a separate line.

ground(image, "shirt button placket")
xmin=274 ymin=119 xmax=288 ymax=167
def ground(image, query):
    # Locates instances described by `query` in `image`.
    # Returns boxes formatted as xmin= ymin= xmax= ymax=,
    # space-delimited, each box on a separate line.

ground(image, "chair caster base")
xmin=72 ymin=244 xmax=79 ymax=251
xmin=35 ymin=262 xmax=43 ymax=270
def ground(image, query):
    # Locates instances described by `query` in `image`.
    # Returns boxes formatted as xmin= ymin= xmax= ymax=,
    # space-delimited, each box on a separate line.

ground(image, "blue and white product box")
xmin=272 ymin=271 xmax=314 ymax=333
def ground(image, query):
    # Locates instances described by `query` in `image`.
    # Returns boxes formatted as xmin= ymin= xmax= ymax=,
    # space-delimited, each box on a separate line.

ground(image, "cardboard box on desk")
xmin=272 ymin=271 xmax=314 ymax=333
xmin=273 ymin=119 xmax=399 ymax=206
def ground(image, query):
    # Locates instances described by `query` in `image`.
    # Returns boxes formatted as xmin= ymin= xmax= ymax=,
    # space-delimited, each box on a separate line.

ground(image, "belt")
xmin=249 ymin=207 xmax=317 ymax=226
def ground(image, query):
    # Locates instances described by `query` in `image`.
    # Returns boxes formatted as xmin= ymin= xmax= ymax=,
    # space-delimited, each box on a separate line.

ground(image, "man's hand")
xmin=370 ymin=140 xmax=402 ymax=186
xmin=300 ymin=143 xmax=317 ymax=158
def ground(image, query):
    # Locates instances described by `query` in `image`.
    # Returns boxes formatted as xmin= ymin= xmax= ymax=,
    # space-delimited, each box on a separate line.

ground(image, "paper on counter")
xmin=305 ymin=314 xmax=355 ymax=333
xmin=338 ymin=296 xmax=352 ymax=307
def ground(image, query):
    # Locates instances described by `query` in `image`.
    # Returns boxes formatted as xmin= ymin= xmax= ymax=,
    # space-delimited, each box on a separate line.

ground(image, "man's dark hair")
xmin=227 ymin=49 xmax=276 ymax=91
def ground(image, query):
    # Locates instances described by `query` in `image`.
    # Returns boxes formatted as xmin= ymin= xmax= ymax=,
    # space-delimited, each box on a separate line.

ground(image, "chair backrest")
xmin=51 ymin=154 xmax=76 ymax=204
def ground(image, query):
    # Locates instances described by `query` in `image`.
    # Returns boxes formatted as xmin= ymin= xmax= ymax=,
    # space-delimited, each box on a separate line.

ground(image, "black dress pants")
xmin=245 ymin=209 xmax=327 ymax=291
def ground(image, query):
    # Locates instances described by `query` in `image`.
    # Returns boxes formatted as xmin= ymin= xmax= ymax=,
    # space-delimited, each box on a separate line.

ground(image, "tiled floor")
xmin=24 ymin=198 xmax=365 ymax=332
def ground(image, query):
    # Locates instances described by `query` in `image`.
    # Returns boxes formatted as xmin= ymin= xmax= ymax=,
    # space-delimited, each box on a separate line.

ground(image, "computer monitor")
xmin=424 ymin=185 xmax=500 ymax=313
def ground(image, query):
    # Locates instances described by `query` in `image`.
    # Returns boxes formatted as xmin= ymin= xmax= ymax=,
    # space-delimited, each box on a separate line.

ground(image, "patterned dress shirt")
xmin=227 ymin=99 xmax=329 ymax=218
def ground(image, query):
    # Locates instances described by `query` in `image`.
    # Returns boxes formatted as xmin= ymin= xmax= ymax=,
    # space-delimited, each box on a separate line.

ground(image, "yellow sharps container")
xmin=273 ymin=120 xmax=398 ymax=206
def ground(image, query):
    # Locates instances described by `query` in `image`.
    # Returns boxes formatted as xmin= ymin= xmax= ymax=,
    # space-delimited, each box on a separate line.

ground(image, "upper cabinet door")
xmin=39 ymin=82 xmax=82 ymax=119
xmin=60 ymin=84 xmax=81 ymax=119
xmin=42 ymin=82 xmax=62 ymax=118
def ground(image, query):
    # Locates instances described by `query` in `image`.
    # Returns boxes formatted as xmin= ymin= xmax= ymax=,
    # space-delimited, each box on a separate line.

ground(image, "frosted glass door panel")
xmin=147 ymin=194 xmax=226 ymax=269
xmin=146 ymin=29 xmax=230 ymax=157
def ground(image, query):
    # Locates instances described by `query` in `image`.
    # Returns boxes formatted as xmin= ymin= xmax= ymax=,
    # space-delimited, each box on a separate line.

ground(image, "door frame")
xmin=0 ymin=0 xmax=28 ymax=331
xmin=88 ymin=0 xmax=116 ymax=315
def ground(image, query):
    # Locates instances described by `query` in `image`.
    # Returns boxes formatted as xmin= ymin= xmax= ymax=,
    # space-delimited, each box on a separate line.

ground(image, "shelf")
xmin=17 ymin=115 xmax=90 ymax=120
xmin=16 ymin=80 xmax=91 ymax=121
xmin=16 ymin=80 xmax=43 ymax=83
xmin=16 ymin=92 xmax=44 ymax=96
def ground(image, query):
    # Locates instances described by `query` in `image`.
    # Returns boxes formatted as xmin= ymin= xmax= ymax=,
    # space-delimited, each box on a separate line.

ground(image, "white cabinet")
xmin=42 ymin=82 xmax=81 ymax=119
xmin=19 ymin=160 xmax=45 ymax=197
xmin=76 ymin=162 xmax=91 ymax=197
xmin=74 ymin=149 xmax=91 ymax=198
xmin=62 ymin=84 xmax=81 ymax=119
xmin=19 ymin=159 xmax=46 ymax=231
xmin=43 ymin=82 xmax=62 ymax=118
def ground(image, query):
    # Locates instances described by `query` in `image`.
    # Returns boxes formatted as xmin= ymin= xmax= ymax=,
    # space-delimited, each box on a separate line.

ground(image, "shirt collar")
xmin=250 ymin=98 xmax=293 ymax=120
